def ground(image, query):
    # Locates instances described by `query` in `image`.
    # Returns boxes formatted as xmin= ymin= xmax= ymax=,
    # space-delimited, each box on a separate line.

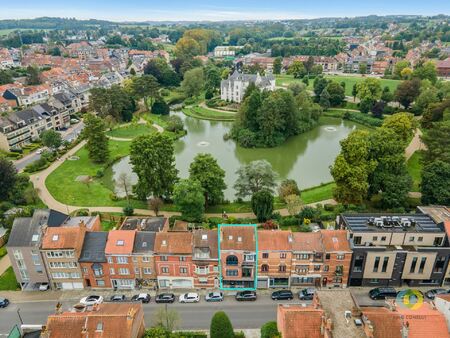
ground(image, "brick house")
xmin=105 ymin=230 xmax=136 ymax=290
xmin=219 ymin=225 xmax=257 ymax=289
xmin=192 ymin=229 xmax=219 ymax=288
xmin=79 ymin=232 xmax=111 ymax=289
xmin=154 ymin=232 xmax=194 ymax=289
xmin=41 ymin=224 xmax=87 ymax=290
xmin=132 ymin=232 xmax=157 ymax=289
xmin=320 ymin=230 xmax=352 ymax=287
xmin=257 ymin=230 xmax=293 ymax=288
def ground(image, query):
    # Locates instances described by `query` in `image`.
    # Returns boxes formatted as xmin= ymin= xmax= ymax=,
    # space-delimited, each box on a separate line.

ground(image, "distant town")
xmin=0 ymin=13 xmax=449 ymax=338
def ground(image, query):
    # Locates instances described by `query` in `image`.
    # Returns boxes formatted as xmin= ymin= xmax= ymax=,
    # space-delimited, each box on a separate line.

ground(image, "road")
xmin=14 ymin=122 xmax=85 ymax=172
xmin=0 ymin=295 xmax=307 ymax=334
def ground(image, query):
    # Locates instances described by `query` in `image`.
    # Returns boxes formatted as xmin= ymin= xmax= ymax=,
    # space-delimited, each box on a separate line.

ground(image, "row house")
xmin=339 ymin=211 xmax=450 ymax=287
xmin=41 ymin=224 xmax=87 ymax=290
xmin=219 ymin=225 xmax=257 ymax=289
xmin=105 ymin=230 xmax=137 ymax=290
xmin=80 ymin=232 xmax=111 ymax=288
xmin=3 ymin=85 xmax=50 ymax=107
xmin=192 ymin=229 xmax=219 ymax=288
xmin=155 ymin=232 xmax=194 ymax=289
xmin=133 ymin=232 xmax=157 ymax=288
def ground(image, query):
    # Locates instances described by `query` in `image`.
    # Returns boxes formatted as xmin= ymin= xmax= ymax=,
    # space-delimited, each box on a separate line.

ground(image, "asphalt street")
xmin=0 ymin=295 xmax=310 ymax=335
xmin=14 ymin=121 xmax=84 ymax=172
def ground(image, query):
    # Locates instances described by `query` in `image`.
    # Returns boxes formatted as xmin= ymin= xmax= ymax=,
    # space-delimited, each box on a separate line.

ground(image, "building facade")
xmin=220 ymin=70 xmax=275 ymax=103
xmin=105 ymin=230 xmax=136 ymax=289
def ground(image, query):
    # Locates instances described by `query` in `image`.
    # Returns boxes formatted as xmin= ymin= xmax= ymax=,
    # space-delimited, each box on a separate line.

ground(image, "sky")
xmin=1 ymin=0 xmax=449 ymax=22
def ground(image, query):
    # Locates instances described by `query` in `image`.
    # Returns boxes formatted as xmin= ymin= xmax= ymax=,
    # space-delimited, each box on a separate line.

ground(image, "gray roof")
xmin=133 ymin=232 xmax=156 ymax=253
xmin=222 ymin=70 xmax=273 ymax=88
xmin=62 ymin=216 xmax=98 ymax=230
xmin=79 ymin=232 xmax=108 ymax=263
xmin=7 ymin=209 xmax=68 ymax=247
xmin=121 ymin=217 xmax=166 ymax=232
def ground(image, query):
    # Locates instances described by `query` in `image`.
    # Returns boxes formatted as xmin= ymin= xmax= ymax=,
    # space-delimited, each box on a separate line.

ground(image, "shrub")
xmin=110 ymin=193 xmax=119 ymax=201
xmin=123 ymin=206 xmax=134 ymax=216
xmin=278 ymin=179 xmax=301 ymax=202
xmin=251 ymin=190 xmax=274 ymax=222
xmin=152 ymin=98 xmax=170 ymax=115
xmin=210 ymin=311 xmax=234 ymax=338
xmin=298 ymin=206 xmax=320 ymax=223
xmin=95 ymin=169 xmax=104 ymax=178
xmin=166 ymin=115 xmax=184 ymax=132
xmin=234 ymin=332 xmax=246 ymax=338
xmin=324 ymin=204 xmax=335 ymax=212
xmin=279 ymin=216 xmax=300 ymax=227
xmin=261 ymin=321 xmax=279 ymax=338
xmin=262 ymin=219 xmax=278 ymax=230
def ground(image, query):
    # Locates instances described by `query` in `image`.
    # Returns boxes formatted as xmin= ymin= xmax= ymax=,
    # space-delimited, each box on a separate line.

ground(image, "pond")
xmin=110 ymin=111 xmax=366 ymax=200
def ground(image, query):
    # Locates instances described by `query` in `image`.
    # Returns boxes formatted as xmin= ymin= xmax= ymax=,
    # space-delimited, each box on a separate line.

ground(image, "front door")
xmin=85 ymin=279 xmax=91 ymax=287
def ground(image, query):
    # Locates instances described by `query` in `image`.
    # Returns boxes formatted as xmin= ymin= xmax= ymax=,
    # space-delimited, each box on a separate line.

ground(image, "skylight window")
xmin=117 ymin=240 xmax=124 ymax=246
xmin=31 ymin=234 xmax=39 ymax=242
xmin=52 ymin=235 xmax=59 ymax=241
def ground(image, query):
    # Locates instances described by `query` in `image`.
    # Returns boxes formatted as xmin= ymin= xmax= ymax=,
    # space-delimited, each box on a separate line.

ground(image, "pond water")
xmin=110 ymin=111 xmax=365 ymax=200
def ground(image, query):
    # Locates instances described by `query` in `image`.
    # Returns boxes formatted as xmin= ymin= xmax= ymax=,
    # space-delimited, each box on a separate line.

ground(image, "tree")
xmin=413 ymin=87 xmax=438 ymax=116
xmin=330 ymin=130 xmax=376 ymax=204
xmin=130 ymin=133 xmax=178 ymax=200
xmin=278 ymin=179 xmax=301 ymax=202
xmin=173 ymin=179 xmax=205 ymax=221
xmin=273 ymin=57 xmax=282 ymax=74
xmin=234 ymin=160 xmax=277 ymax=199
xmin=175 ymin=36 xmax=202 ymax=58
xmin=83 ymin=114 xmax=109 ymax=163
xmin=381 ymin=86 xmax=394 ymax=103
xmin=311 ymin=64 xmax=323 ymax=76
xmin=116 ymin=172 xmax=133 ymax=205
xmin=288 ymin=61 xmax=307 ymax=79
xmin=181 ymin=67 xmax=204 ymax=97
xmin=40 ymin=129 xmax=62 ymax=151
xmin=313 ymin=76 xmax=328 ymax=98
xmin=352 ymin=83 xmax=358 ymax=101
xmin=421 ymin=160 xmax=450 ymax=205
xmin=371 ymin=100 xmax=385 ymax=118
xmin=251 ymin=190 xmax=274 ymax=222
xmin=0 ymin=70 xmax=13 ymax=85
xmin=0 ymin=157 xmax=17 ymax=201
xmin=189 ymin=154 xmax=226 ymax=206
xmin=356 ymin=78 xmax=382 ymax=102
xmin=412 ymin=61 xmax=437 ymax=84
xmin=151 ymin=98 xmax=170 ymax=115
xmin=26 ymin=65 xmax=41 ymax=85
xmin=153 ymin=307 xmax=180 ymax=333
xmin=144 ymin=58 xmax=180 ymax=86
xmin=393 ymin=60 xmax=410 ymax=79
xmin=319 ymin=88 xmax=331 ymax=110
xmin=210 ymin=311 xmax=234 ymax=338
xmin=166 ymin=115 xmax=184 ymax=132
xmin=381 ymin=112 xmax=416 ymax=144
xmin=285 ymin=194 xmax=303 ymax=216
xmin=421 ymin=120 xmax=450 ymax=164
xmin=287 ymin=82 xmax=305 ymax=96
xmin=148 ymin=197 xmax=163 ymax=216
xmin=205 ymin=65 xmax=222 ymax=90
xmin=131 ymin=75 xmax=159 ymax=109
xmin=261 ymin=321 xmax=280 ymax=338
xmin=394 ymin=79 xmax=421 ymax=109
xmin=325 ymin=81 xmax=345 ymax=106
xmin=359 ymin=62 xmax=368 ymax=75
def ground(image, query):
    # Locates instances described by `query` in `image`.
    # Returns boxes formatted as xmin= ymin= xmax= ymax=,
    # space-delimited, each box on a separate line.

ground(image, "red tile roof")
xmin=105 ymin=230 xmax=136 ymax=255
xmin=321 ymin=230 xmax=351 ymax=252
xmin=220 ymin=226 xmax=256 ymax=251
xmin=258 ymin=230 xmax=293 ymax=251
xmin=277 ymin=304 xmax=325 ymax=338
xmin=292 ymin=232 xmax=323 ymax=252
xmin=154 ymin=232 xmax=193 ymax=254
xmin=41 ymin=226 xmax=86 ymax=254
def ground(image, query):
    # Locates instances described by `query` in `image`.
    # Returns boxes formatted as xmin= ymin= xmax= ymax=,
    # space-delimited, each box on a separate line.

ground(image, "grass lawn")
xmin=407 ymin=151 xmax=423 ymax=192
xmin=0 ymin=246 xmax=6 ymax=258
xmin=301 ymin=182 xmax=335 ymax=204
xmin=0 ymin=267 xmax=19 ymax=291
xmin=106 ymin=123 xmax=157 ymax=139
xmin=182 ymin=105 xmax=236 ymax=121
xmin=46 ymin=140 xmax=144 ymax=209
xmin=276 ymin=74 xmax=401 ymax=96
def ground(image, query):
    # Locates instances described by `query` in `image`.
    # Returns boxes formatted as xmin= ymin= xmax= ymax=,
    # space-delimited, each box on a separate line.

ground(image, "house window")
xmin=296 ymin=254 xmax=309 ymax=260
xmin=96 ymin=280 xmax=105 ymax=287
xmin=180 ymin=267 xmax=188 ymax=274
xmin=118 ymin=268 xmax=129 ymax=275
xmin=373 ymin=257 xmax=380 ymax=273
xmin=353 ymin=236 xmax=362 ymax=245
xmin=325 ymin=254 xmax=330 ymax=260
xmin=143 ymin=268 xmax=152 ymax=275
xmin=433 ymin=256 xmax=445 ymax=273
xmin=295 ymin=265 xmax=309 ymax=274
xmin=107 ymin=257 xmax=113 ymax=264
xmin=116 ymin=256 xmax=128 ymax=264
xmin=226 ymin=255 xmax=238 ymax=266
xmin=410 ymin=257 xmax=418 ymax=273
xmin=135 ymin=268 xmax=140 ymax=275
xmin=337 ymin=254 xmax=345 ymax=260
xmin=261 ymin=264 xmax=269 ymax=272
xmin=161 ymin=267 xmax=169 ymax=273
xmin=226 ymin=270 xmax=238 ymax=276
xmin=323 ymin=265 xmax=329 ymax=272
xmin=110 ymin=268 xmax=115 ymax=275
xmin=160 ymin=256 xmax=168 ymax=261
xmin=373 ymin=236 xmax=378 ymax=241
xmin=142 ymin=256 xmax=151 ymax=262
xmin=434 ymin=237 xmax=443 ymax=246
xmin=381 ymin=257 xmax=389 ymax=273
xmin=279 ymin=265 xmax=286 ymax=272
xmin=280 ymin=253 xmax=287 ymax=259
xmin=418 ymin=237 xmax=423 ymax=242
xmin=418 ymin=257 xmax=427 ymax=274
xmin=179 ymin=256 xmax=187 ymax=262
xmin=132 ymin=257 xmax=137 ymax=263
xmin=381 ymin=236 xmax=386 ymax=241
xmin=314 ymin=265 xmax=321 ymax=271
xmin=262 ymin=253 xmax=269 ymax=259
xmin=369 ymin=279 xmax=379 ymax=283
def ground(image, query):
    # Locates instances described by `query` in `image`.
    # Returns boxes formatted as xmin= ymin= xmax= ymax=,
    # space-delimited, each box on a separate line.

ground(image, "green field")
xmin=407 ymin=151 xmax=423 ymax=192
xmin=301 ymin=182 xmax=335 ymax=204
xmin=183 ymin=105 xmax=237 ymax=121
xmin=0 ymin=28 xmax=52 ymax=36
xmin=276 ymin=74 xmax=402 ymax=96
xmin=106 ymin=123 xmax=157 ymax=139
xmin=0 ymin=267 xmax=19 ymax=291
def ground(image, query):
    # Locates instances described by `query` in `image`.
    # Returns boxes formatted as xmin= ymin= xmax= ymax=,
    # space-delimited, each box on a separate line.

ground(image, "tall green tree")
xmin=83 ymin=114 xmax=109 ymax=163
xmin=234 ymin=160 xmax=277 ymax=199
xmin=381 ymin=112 xmax=417 ymax=144
xmin=210 ymin=311 xmax=234 ymax=338
xmin=326 ymin=81 xmax=345 ymax=106
xmin=394 ymin=79 xmax=421 ymax=109
xmin=412 ymin=61 xmax=438 ymax=84
xmin=131 ymin=75 xmax=160 ymax=109
xmin=356 ymin=78 xmax=382 ymax=102
xmin=288 ymin=61 xmax=306 ymax=79
xmin=130 ymin=133 xmax=178 ymax=199
xmin=40 ymin=129 xmax=62 ymax=151
xmin=421 ymin=120 xmax=450 ymax=164
xmin=189 ymin=154 xmax=226 ymax=206
xmin=181 ymin=67 xmax=204 ymax=97
xmin=273 ymin=57 xmax=282 ymax=74
xmin=26 ymin=65 xmax=41 ymax=85
xmin=173 ymin=179 xmax=205 ymax=221
xmin=0 ymin=157 xmax=17 ymax=202
xmin=421 ymin=160 xmax=450 ymax=206
xmin=330 ymin=130 xmax=376 ymax=204
xmin=251 ymin=190 xmax=274 ymax=222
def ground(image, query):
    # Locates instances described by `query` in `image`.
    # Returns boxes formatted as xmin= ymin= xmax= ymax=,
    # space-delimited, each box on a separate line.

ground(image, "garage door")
xmin=73 ymin=282 xmax=83 ymax=289
xmin=61 ymin=282 xmax=73 ymax=290
xmin=172 ymin=279 xmax=192 ymax=288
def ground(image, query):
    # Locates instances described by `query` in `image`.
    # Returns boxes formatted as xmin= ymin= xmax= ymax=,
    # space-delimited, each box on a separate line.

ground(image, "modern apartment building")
xmin=105 ymin=230 xmax=136 ymax=289
xmin=339 ymin=212 xmax=450 ymax=287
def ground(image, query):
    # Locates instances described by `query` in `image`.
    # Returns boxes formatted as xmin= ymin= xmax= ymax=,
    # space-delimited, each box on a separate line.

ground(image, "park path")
xmin=0 ymin=254 xmax=11 ymax=276
xmin=405 ymin=128 xmax=425 ymax=160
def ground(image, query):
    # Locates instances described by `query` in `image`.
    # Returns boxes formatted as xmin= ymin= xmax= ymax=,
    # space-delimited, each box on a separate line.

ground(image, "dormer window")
xmin=117 ymin=240 xmax=124 ymax=246
xmin=32 ymin=234 xmax=39 ymax=242
xmin=52 ymin=235 xmax=59 ymax=241
xmin=162 ymin=240 xmax=167 ymax=246
xmin=142 ymin=242 xmax=147 ymax=248
xmin=202 ymin=234 xmax=208 ymax=240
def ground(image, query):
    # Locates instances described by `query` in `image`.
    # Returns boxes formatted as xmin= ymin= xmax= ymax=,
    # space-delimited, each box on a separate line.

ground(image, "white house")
xmin=220 ymin=70 xmax=275 ymax=103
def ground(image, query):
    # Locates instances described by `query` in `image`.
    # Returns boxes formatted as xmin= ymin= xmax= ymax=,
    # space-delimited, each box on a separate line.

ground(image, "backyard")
xmin=0 ymin=267 xmax=19 ymax=291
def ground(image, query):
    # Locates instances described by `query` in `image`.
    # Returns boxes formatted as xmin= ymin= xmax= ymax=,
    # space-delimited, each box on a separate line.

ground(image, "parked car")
xmin=369 ymin=287 xmax=397 ymax=300
xmin=131 ymin=293 xmax=151 ymax=303
xmin=179 ymin=293 xmax=200 ymax=303
xmin=425 ymin=289 xmax=449 ymax=300
xmin=271 ymin=290 xmax=294 ymax=300
xmin=155 ymin=293 xmax=175 ymax=304
xmin=79 ymin=295 xmax=104 ymax=306
xmin=205 ymin=292 xmax=224 ymax=302
xmin=39 ymin=283 xmax=49 ymax=291
xmin=0 ymin=298 xmax=9 ymax=308
xmin=110 ymin=294 xmax=126 ymax=302
xmin=298 ymin=288 xmax=316 ymax=300
xmin=235 ymin=291 xmax=257 ymax=301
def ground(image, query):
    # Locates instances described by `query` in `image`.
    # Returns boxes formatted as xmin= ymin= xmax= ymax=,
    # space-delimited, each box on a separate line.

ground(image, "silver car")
xmin=205 ymin=292 xmax=224 ymax=302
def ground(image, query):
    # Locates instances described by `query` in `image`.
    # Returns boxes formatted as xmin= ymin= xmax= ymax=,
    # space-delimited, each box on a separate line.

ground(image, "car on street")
xmin=205 ymin=292 xmax=224 ymax=302
xmin=425 ymin=289 xmax=449 ymax=300
xmin=0 ymin=298 xmax=9 ymax=308
xmin=79 ymin=295 xmax=104 ymax=306
xmin=110 ymin=294 xmax=126 ymax=302
xmin=179 ymin=293 xmax=200 ymax=303
xmin=39 ymin=283 xmax=49 ymax=291
xmin=271 ymin=290 xmax=294 ymax=300
xmin=298 ymin=288 xmax=316 ymax=300
xmin=155 ymin=293 xmax=175 ymax=304
xmin=235 ymin=291 xmax=257 ymax=301
xmin=131 ymin=293 xmax=151 ymax=303
xmin=368 ymin=287 xmax=397 ymax=300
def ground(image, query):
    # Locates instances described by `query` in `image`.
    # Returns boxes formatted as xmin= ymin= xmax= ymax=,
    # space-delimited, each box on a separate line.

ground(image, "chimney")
xmin=79 ymin=220 xmax=86 ymax=229
xmin=401 ymin=321 xmax=410 ymax=338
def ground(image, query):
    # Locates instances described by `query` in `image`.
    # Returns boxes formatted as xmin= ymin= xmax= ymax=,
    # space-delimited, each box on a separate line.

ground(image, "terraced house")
xmin=192 ymin=229 xmax=219 ymax=288
xmin=105 ymin=230 xmax=136 ymax=290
